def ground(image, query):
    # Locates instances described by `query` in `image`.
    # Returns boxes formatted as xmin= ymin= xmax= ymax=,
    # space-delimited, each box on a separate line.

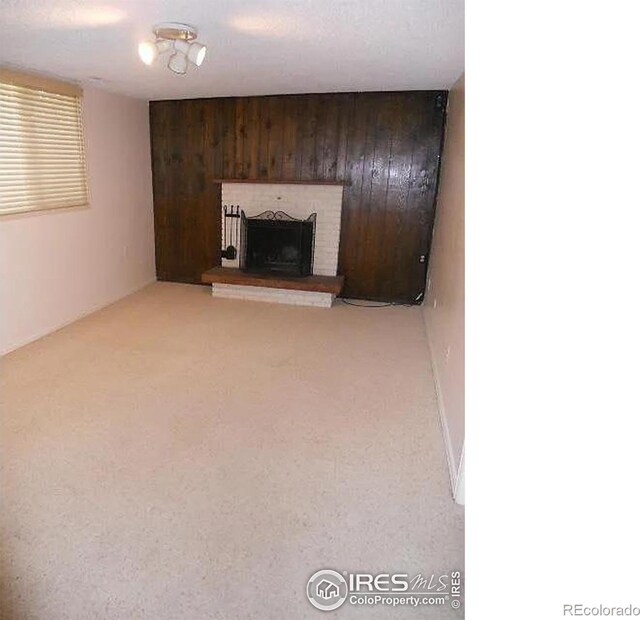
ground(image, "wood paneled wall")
xmin=150 ymin=91 xmax=447 ymax=301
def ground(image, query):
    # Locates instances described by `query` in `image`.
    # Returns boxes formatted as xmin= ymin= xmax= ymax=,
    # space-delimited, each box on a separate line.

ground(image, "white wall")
xmin=424 ymin=73 xmax=465 ymax=504
xmin=0 ymin=86 xmax=156 ymax=355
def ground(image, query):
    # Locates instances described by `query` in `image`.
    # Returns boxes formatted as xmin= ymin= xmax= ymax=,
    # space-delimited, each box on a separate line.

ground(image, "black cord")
xmin=340 ymin=299 xmax=393 ymax=308
xmin=339 ymin=299 xmax=416 ymax=308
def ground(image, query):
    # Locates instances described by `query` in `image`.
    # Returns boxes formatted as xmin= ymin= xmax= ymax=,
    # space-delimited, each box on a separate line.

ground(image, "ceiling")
xmin=0 ymin=0 xmax=464 ymax=101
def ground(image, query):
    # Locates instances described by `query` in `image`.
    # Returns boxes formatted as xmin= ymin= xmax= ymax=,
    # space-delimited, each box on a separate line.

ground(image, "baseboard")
xmin=1 ymin=276 xmax=157 ymax=357
xmin=454 ymin=448 xmax=465 ymax=505
xmin=423 ymin=309 xmax=464 ymax=504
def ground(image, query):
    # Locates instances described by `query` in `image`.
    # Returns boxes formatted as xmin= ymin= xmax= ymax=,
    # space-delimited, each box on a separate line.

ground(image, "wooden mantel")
xmin=211 ymin=179 xmax=348 ymax=186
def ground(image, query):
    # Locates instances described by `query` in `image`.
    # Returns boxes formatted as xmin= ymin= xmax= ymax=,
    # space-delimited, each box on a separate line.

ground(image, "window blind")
xmin=0 ymin=70 xmax=88 ymax=215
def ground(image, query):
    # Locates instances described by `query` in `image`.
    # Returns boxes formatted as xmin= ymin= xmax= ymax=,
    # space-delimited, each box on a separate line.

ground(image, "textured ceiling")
xmin=0 ymin=0 xmax=464 ymax=101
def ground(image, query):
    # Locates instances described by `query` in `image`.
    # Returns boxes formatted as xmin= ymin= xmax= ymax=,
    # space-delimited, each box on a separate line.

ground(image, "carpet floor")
xmin=0 ymin=282 xmax=463 ymax=619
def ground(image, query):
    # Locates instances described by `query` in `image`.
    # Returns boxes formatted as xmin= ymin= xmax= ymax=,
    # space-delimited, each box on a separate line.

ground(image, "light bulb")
xmin=188 ymin=42 xmax=207 ymax=66
xmin=174 ymin=40 xmax=207 ymax=66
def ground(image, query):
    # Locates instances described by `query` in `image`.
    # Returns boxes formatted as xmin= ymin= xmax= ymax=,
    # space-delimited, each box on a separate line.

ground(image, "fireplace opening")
xmin=240 ymin=210 xmax=316 ymax=277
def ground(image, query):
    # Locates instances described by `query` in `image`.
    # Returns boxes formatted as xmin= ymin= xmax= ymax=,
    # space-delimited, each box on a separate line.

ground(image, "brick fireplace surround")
xmin=207 ymin=182 xmax=344 ymax=307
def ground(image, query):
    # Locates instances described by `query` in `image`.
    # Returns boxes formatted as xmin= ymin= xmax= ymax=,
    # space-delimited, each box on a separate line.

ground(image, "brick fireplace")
xmin=205 ymin=182 xmax=344 ymax=307
xmin=221 ymin=183 xmax=343 ymax=276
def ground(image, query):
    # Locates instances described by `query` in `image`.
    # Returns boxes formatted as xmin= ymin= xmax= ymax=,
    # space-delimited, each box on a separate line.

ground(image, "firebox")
xmin=240 ymin=210 xmax=316 ymax=277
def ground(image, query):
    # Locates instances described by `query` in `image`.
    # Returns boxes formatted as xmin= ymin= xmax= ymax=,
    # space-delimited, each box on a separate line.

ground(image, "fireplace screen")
xmin=240 ymin=210 xmax=316 ymax=277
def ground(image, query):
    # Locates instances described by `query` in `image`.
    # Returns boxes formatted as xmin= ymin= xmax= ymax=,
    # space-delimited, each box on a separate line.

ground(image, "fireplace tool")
xmin=221 ymin=204 xmax=240 ymax=260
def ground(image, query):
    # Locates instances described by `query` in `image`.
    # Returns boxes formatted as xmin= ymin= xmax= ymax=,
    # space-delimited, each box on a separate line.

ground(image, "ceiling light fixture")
xmin=138 ymin=23 xmax=207 ymax=74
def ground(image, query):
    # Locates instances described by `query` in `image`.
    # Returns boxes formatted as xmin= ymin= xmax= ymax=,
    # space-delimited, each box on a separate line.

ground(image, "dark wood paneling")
xmin=149 ymin=91 xmax=446 ymax=301
xmin=149 ymin=101 xmax=221 ymax=284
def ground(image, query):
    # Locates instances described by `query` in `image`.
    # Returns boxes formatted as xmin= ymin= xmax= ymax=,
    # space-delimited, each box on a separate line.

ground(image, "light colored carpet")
xmin=0 ymin=282 xmax=463 ymax=619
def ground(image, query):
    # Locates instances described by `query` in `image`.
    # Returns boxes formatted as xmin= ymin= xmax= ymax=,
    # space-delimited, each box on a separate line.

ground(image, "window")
xmin=0 ymin=69 xmax=88 ymax=215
